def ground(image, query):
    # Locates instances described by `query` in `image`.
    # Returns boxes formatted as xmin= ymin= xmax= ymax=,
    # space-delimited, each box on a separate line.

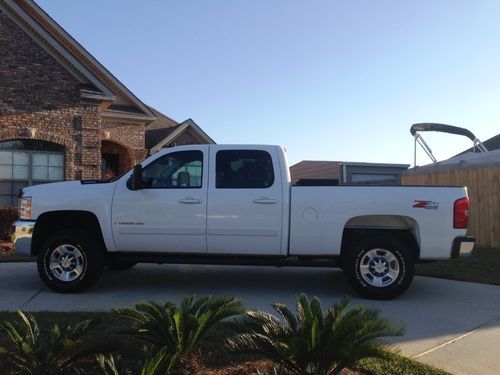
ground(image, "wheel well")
xmin=32 ymin=211 xmax=105 ymax=256
xmin=341 ymin=228 xmax=420 ymax=261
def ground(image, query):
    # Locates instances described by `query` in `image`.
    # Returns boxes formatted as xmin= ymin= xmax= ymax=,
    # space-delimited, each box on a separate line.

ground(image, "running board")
xmin=108 ymin=253 xmax=341 ymax=268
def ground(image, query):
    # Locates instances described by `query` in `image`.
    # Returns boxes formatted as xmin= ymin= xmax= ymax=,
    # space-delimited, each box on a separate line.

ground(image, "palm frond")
xmin=96 ymin=353 xmax=121 ymax=375
xmin=272 ymin=303 xmax=297 ymax=332
xmin=0 ymin=320 xmax=25 ymax=351
xmin=226 ymin=294 xmax=405 ymax=375
xmin=140 ymin=346 xmax=171 ymax=375
xmin=18 ymin=310 xmax=39 ymax=346
xmin=114 ymin=295 xmax=244 ymax=372
xmin=0 ymin=310 xmax=95 ymax=375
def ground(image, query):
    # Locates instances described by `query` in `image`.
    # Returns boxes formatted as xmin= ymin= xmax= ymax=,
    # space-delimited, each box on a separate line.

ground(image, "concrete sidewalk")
xmin=1 ymin=262 xmax=499 ymax=374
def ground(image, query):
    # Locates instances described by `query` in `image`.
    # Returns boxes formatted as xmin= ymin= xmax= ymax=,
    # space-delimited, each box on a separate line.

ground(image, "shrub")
xmin=113 ymin=295 xmax=245 ymax=373
xmin=0 ymin=310 xmax=96 ymax=375
xmin=226 ymin=294 xmax=405 ymax=375
xmin=0 ymin=206 xmax=17 ymax=241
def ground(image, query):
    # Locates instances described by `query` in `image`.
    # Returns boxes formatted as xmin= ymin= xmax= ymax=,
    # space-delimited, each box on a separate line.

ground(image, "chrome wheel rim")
xmin=359 ymin=248 xmax=400 ymax=287
xmin=49 ymin=244 xmax=85 ymax=282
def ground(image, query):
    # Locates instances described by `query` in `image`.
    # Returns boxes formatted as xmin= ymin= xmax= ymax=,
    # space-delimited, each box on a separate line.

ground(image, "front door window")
xmin=141 ymin=150 xmax=203 ymax=189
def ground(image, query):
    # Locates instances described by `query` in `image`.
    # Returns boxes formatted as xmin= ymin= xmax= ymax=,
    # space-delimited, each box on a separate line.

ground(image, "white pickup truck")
xmin=13 ymin=144 xmax=475 ymax=299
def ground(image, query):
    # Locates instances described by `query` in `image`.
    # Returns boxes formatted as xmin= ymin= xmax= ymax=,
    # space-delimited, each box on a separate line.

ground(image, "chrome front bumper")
xmin=11 ymin=220 xmax=35 ymax=256
xmin=451 ymin=236 xmax=475 ymax=258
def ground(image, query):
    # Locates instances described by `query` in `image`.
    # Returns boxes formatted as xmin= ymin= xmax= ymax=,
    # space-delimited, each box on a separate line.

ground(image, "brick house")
xmin=0 ymin=0 xmax=214 ymax=206
xmin=145 ymin=107 xmax=214 ymax=155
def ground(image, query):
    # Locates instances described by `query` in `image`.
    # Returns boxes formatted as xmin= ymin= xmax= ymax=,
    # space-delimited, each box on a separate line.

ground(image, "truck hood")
xmin=23 ymin=180 xmax=86 ymax=193
xmin=22 ymin=180 xmax=119 ymax=220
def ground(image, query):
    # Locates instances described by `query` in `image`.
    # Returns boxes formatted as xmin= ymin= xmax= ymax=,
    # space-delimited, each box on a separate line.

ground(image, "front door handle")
xmin=179 ymin=197 xmax=203 ymax=204
xmin=253 ymin=198 xmax=278 ymax=204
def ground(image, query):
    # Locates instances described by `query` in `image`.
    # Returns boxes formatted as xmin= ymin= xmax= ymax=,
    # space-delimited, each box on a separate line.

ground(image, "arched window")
xmin=0 ymin=140 xmax=65 ymax=206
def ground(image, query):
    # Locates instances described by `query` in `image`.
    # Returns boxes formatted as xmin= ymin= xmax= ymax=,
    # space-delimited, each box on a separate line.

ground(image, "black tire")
xmin=106 ymin=257 xmax=137 ymax=271
xmin=37 ymin=229 xmax=105 ymax=293
xmin=342 ymin=235 xmax=415 ymax=300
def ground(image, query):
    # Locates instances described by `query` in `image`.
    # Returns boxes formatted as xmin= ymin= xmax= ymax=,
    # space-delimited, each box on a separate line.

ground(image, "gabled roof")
xmin=146 ymin=106 xmax=178 ymax=130
xmin=145 ymin=109 xmax=215 ymax=153
xmin=0 ymin=0 xmax=155 ymax=122
xmin=146 ymin=126 xmax=179 ymax=151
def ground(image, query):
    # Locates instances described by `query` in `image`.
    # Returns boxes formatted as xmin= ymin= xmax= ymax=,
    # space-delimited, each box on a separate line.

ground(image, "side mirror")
xmin=128 ymin=164 xmax=143 ymax=190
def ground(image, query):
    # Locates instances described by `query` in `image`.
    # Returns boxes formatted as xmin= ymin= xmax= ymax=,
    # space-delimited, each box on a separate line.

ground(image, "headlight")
xmin=18 ymin=197 xmax=32 ymax=220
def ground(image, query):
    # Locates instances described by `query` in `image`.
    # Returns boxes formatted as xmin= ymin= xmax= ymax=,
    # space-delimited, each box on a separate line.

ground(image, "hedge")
xmin=0 ymin=207 xmax=18 ymax=241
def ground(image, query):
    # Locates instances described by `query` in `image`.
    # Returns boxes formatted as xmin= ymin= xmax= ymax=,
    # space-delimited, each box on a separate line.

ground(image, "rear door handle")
xmin=179 ymin=197 xmax=203 ymax=204
xmin=253 ymin=198 xmax=278 ymax=204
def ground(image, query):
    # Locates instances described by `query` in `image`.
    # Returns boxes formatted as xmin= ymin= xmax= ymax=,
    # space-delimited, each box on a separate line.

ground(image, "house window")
xmin=101 ymin=153 xmax=119 ymax=177
xmin=0 ymin=140 xmax=65 ymax=206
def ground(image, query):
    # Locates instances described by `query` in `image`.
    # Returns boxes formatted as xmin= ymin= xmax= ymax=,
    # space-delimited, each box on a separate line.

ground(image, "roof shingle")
xmin=144 ymin=106 xmax=179 ymax=149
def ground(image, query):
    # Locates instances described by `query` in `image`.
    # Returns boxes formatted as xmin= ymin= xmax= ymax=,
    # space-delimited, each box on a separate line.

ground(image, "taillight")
xmin=454 ymin=197 xmax=469 ymax=229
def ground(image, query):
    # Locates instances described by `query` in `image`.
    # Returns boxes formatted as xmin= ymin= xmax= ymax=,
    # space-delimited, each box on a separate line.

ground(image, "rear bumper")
xmin=451 ymin=236 xmax=475 ymax=258
xmin=11 ymin=220 xmax=35 ymax=256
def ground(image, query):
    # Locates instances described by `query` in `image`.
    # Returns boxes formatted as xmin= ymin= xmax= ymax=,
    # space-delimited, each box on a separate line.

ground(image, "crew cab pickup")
xmin=12 ymin=144 xmax=475 ymax=299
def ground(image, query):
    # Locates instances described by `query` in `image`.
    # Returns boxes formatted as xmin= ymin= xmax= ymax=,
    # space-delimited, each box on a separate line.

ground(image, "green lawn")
xmin=416 ymin=247 xmax=500 ymax=285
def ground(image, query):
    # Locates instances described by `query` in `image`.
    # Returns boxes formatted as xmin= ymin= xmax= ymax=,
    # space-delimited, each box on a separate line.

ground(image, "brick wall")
xmin=0 ymin=8 xmax=163 ymax=182
xmin=0 ymin=9 xmax=101 ymax=180
xmin=0 ymin=11 xmax=81 ymax=114
xmin=0 ymin=107 xmax=100 ymax=180
xmin=102 ymin=119 xmax=147 ymax=165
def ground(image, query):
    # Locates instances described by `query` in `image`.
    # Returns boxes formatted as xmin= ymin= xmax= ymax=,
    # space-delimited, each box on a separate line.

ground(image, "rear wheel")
xmin=342 ymin=235 xmax=414 ymax=300
xmin=37 ymin=229 xmax=105 ymax=293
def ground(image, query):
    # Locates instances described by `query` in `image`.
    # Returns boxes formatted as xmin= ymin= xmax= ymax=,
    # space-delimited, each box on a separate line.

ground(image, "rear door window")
xmin=216 ymin=150 xmax=274 ymax=189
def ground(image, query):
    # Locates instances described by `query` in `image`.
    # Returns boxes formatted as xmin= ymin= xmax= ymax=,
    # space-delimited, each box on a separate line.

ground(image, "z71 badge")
xmin=413 ymin=200 xmax=439 ymax=210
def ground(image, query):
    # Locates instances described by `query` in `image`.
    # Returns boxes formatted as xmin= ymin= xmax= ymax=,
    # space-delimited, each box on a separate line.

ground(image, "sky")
xmin=36 ymin=0 xmax=500 ymax=166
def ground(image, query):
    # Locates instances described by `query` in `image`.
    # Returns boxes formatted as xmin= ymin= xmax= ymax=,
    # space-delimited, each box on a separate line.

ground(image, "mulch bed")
xmin=0 ymin=241 xmax=14 ymax=254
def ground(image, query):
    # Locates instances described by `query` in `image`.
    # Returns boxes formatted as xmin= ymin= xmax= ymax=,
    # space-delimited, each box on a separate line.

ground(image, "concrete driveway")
xmin=1 ymin=262 xmax=500 ymax=374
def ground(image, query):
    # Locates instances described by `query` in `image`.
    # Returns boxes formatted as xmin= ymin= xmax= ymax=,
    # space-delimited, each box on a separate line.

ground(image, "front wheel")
xmin=342 ymin=235 xmax=415 ymax=300
xmin=37 ymin=229 xmax=105 ymax=293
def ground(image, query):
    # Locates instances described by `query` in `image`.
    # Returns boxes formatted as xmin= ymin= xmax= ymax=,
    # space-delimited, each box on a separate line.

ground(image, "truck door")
xmin=111 ymin=146 xmax=208 ymax=253
xmin=207 ymin=146 xmax=283 ymax=255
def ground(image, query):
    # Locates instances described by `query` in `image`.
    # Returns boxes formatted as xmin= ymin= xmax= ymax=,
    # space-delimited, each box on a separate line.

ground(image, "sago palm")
xmin=113 ymin=295 xmax=245 ymax=372
xmin=0 ymin=310 xmax=95 ymax=375
xmin=226 ymin=294 xmax=404 ymax=375
xmin=96 ymin=350 xmax=167 ymax=375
